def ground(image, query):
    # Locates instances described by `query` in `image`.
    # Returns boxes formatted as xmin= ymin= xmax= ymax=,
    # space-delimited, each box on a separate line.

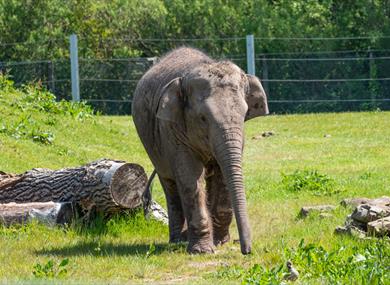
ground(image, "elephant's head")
xmin=156 ymin=61 xmax=268 ymax=254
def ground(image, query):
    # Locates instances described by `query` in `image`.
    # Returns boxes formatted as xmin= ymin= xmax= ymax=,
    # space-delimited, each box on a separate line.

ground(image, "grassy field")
xmin=0 ymin=76 xmax=389 ymax=284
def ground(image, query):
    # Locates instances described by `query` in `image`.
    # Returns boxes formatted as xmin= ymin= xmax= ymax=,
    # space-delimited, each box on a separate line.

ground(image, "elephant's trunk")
xmin=213 ymin=128 xmax=251 ymax=254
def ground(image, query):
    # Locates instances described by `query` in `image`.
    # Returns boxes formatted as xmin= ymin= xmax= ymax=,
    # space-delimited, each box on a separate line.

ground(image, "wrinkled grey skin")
xmin=132 ymin=47 xmax=268 ymax=255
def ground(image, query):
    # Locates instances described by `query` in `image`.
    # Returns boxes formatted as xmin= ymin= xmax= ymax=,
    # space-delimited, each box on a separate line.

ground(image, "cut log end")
xmin=111 ymin=163 xmax=148 ymax=209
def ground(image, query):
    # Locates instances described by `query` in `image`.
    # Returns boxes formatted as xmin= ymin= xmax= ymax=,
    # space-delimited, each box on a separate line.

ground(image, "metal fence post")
xmin=70 ymin=34 xmax=80 ymax=102
xmin=246 ymin=35 xmax=255 ymax=75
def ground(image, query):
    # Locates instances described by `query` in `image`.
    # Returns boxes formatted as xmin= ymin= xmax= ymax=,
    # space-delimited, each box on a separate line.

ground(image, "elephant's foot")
xmin=213 ymin=232 xmax=230 ymax=246
xmin=187 ymin=241 xmax=215 ymax=254
xmin=169 ymin=230 xmax=188 ymax=243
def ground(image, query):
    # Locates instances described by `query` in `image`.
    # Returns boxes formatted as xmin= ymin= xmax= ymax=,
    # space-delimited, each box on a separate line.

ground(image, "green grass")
xmin=1 ymin=76 xmax=389 ymax=284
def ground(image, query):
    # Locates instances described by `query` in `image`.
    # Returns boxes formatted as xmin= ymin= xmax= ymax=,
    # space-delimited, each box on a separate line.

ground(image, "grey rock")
xmin=351 ymin=204 xmax=390 ymax=224
xmin=367 ymin=216 xmax=390 ymax=236
xmin=340 ymin=197 xmax=370 ymax=208
xmin=336 ymin=196 xmax=390 ymax=237
xmin=300 ymin=205 xmax=336 ymax=218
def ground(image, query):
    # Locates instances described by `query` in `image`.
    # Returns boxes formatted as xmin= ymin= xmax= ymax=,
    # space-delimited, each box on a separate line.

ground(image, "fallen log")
xmin=0 ymin=202 xmax=74 ymax=226
xmin=0 ymin=159 xmax=148 ymax=217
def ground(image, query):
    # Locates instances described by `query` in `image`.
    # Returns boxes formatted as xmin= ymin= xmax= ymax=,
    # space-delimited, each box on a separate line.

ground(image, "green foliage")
xmin=242 ymin=264 xmax=284 ymax=285
xmin=0 ymin=73 xmax=13 ymax=91
xmin=0 ymin=115 xmax=55 ymax=145
xmin=32 ymin=258 xmax=69 ymax=278
xmin=285 ymin=239 xmax=390 ymax=284
xmin=281 ymin=169 xmax=339 ymax=196
xmin=1 ymin=0 xmax=390 ymax=60
xmin=214 ymin=264 xmax=284 ymax=285
xmin=15 ymin=82 xmax=95 ymax=119
xmin=214 ymin=265 xmax=245 ymax=280
xmin=215 ymin=239 xmax=390 ymax=285
xmin=0 ymin=75 xmax=94 ymax=144
xmin=1 ymin=1 xmax=390 ymax=114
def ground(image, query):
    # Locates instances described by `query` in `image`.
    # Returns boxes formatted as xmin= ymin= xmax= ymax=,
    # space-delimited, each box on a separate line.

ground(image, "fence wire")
xmin=1 ymin=37 xmax=390 ymax=114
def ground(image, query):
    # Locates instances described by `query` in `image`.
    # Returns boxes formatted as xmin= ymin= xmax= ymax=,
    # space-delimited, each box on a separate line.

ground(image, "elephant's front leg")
xmin=174 ymin=150 xmax=214 ymax=254
xmin=206 ymin=161 xmax=233 ymax=246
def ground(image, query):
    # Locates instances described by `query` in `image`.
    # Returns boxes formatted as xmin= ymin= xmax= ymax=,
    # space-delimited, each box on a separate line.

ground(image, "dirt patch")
xmin=252 ymin=130 xmax=275 ymax=140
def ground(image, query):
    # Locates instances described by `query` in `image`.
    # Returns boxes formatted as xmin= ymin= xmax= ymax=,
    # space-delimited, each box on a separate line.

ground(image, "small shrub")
xmin=285 ymin=239 xmax=390 ymax=284
xmin=0 ymin=73 xmax=13 ymax=91
xmin=16 ymin=82 xmax=95 ymax=120
xmin=242 ymin=264 xmax=284 ymax=285
xmin=281 ymin=169 xmax=339 ymax=195
xmin=32 ymin=258 xmax=69 ymax=278
xmin=0 ymin=116 xmax=55 ymax=145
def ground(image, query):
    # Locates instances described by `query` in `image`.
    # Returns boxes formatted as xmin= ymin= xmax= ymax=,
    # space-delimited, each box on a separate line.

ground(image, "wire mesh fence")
xmin=1 ymin=36 xmax=390 ymax=114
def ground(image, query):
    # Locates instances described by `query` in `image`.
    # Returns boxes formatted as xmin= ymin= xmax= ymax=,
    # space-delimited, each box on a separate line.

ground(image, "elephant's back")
xmin=133 ymin=47 xmax=214 ymax=114
xmin=145 ymin=47 xmax=213 ymax=86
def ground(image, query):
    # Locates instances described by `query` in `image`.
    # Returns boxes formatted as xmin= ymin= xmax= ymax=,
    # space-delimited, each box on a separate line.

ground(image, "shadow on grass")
xmin=35 ymin=241 xmax=187 ymax=257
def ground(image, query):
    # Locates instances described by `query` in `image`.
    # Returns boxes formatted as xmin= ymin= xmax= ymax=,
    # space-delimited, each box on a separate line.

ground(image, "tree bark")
xmin=0 ymin=159 xmax=148 ymax=217
xmin=0 ymin=202 xmax=74 ymax=226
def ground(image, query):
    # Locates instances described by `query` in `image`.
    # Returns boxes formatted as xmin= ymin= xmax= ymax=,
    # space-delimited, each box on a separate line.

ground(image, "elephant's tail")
xmin=142 ymin=169 xmax=157 ymax=216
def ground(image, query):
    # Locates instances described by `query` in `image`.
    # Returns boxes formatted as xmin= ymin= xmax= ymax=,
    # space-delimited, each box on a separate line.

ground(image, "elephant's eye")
xmin=200 ymin=115 xmax=206 ymax=122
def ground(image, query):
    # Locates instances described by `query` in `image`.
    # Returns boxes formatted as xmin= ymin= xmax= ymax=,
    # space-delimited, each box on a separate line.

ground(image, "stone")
xmin=334 ymin=225 xmax=367 ymax=239
xmin=336 ymin=196 xmax=390 ymax=237
xmin=369 ymin=196 xmax=390 ymax=207
xmin=341 ymin=196 xmax=390 ymax=208
xmin=367 ymin=216 xmax=390 ymax=236
xmin=299 ymin=205 xmax=336 ymax=218
xmin=351 ymin=204 xmax=390 ymax=224
xmin=340 ymin=197 xmax=370 ymax=208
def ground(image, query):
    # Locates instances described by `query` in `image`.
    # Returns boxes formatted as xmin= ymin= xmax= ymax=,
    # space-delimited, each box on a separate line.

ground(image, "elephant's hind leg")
xmin=159 ymin=177 xmax=187 ymax=243
xmin=206 ymin=162 xmax=233 ymax=246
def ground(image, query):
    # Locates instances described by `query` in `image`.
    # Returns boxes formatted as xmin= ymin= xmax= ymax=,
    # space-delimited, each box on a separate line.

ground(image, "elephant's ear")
xmin=156 ymin=77 xmax=183 ymax=123
xmin=245 ymin=74 xmax=269 ymax=121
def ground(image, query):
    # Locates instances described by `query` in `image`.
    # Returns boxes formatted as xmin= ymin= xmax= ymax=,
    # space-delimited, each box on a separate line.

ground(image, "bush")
xmin=0 ymin=115 xmax=54 ymax=145
xmin=16 ymin=81 xmax=95 ymax=119
xmin=0 ymin=75 xmax=96 ymax=144
xmin=281 ymin=169 xmax=339 ymax=196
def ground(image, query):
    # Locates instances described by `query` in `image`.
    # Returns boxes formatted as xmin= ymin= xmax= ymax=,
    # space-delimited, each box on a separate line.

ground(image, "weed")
xmin=145 ymin=243 xmax=156 ymax=258
xmin=32 ymin=258 xmax=69 ymax=278
xmin=215 ymin=239 xmax=390 ymax=284
xmin=0 ymin=115 xmax=54 ymax=144
xmin=243 ymin=263 xmax=284 ymax=285
xmin=215 ymin=262 xmax=286 ymax=285
xmin=17 ymin=82 xmax=95 ymax=120
xmin=281 ymin=169 xmax=339 ymax=195
xmin=359 ymin=172 xmax=373 ymax=180
xmin=214 ymin=265 xmax=245 ymax=280
xmin=285 ymin=238 xmax=390 ymax=284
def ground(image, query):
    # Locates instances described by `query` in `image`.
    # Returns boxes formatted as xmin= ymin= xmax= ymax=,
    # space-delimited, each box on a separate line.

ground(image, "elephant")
xmin=132 ymin=47 xmax=268 ymax=255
